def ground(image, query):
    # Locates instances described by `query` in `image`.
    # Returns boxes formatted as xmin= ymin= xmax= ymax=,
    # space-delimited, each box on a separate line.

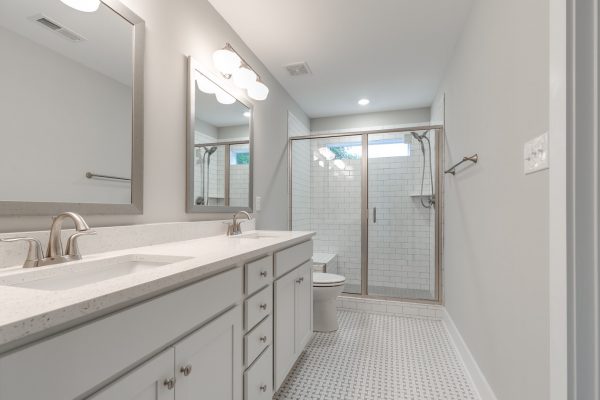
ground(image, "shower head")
xmin=411 ymin=131 xmax=428 ymax=141
xmin=204 ymin=146 xmax=218 ymax=155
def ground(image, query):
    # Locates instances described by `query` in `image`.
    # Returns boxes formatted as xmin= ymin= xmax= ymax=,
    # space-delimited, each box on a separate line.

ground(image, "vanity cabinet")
xmin=90 ymin=306 xmax=242 ymax=400
xmin=273 ymin=243 xmax=313 ymax=390
xmin=0 ymin=236 xmax=314 ymax=400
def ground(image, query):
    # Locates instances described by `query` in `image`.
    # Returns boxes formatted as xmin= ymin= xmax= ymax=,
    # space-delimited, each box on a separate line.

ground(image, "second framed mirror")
xmin=187 ymin=57 xmax=253 ymax=213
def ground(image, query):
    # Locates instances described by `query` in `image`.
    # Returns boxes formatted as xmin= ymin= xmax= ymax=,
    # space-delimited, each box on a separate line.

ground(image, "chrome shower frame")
xmin=288 ymin=124 xmax=445 ymax=305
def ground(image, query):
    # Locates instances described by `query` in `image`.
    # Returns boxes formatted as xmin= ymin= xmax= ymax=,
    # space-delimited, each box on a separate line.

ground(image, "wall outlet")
xmin=255 ymin=196 xmax=261 ymax=212
xmin=524 ymin=132 xmax=549 ymax=174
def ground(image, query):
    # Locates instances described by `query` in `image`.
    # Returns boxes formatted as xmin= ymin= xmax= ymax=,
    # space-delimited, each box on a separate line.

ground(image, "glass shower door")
xmin=290 ymin=135 xmax=363 ymax=294
xmin=367 ymin=130 xmax=437 ymax=300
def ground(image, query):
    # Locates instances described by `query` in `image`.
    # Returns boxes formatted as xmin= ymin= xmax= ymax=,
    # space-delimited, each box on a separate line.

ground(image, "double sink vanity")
xmin=0 ymin=221 xmax=314 ymax=400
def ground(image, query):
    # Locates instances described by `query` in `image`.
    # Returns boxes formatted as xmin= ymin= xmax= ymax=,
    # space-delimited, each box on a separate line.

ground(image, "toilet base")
xmin=313 ymin=285 xmax=344 ymax=332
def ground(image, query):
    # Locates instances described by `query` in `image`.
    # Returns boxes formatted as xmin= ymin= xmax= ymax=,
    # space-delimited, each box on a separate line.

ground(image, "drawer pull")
xmin=163 ymin=377 xmax=176 ymax=390
xmin=260 ymin=384 xmax=267 ymax=392
xmin=259 ymin=335 xmax=268 ymax=343
xmin=180 ymin=364 xmax=192 ymax=376
xmin=259 ymin=303 xmax=268 ymax=310
xmin=260 ymin=270 xmax=268 ymax=277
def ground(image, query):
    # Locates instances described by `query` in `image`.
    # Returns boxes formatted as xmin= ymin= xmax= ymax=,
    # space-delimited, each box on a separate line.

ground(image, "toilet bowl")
xmin=313 ymin=272 xmax=345 ymax=332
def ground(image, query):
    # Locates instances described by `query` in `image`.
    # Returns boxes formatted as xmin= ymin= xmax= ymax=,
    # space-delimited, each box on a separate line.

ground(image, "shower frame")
xmin=288 ymin=124 xmax=445 ymax=304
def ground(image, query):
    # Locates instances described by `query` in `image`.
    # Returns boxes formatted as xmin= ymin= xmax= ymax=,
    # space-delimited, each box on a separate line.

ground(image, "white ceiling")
xmin=208 ymin=0 xmax=474 ymax=118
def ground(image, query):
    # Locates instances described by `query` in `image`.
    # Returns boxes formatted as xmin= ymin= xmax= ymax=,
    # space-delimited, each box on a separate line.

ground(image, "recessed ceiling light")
xmin=59 ymin=0 xmax=100 ymax=12
xmin=243 ymin=111 xmax=251 ymax=118
xmin=358 ymin=98 xmax=370 ymax=106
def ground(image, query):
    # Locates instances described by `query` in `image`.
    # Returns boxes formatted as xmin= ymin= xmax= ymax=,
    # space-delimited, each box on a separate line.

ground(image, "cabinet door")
xmin=175 ymin=306 xmax=242 ymax=400
xmin=274 ymin=270 xmax=297 ymax=390
xmin=294 ymin=261 xmax=313 ymax=354
xmin=88 ymin=348 xmax=175 ymax=400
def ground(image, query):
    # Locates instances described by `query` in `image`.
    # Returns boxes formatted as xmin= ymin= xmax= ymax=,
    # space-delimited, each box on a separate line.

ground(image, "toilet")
xmin=313 ymin=272 xmax=346 ymax=332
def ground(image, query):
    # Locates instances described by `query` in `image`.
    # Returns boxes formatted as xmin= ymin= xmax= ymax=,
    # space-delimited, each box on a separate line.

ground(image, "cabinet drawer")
xmin=274 ymin=240 xmax=312 ymax=278
xmin=244 ymin=315 xmax=272 ymax=367
xmin=245 ymin=285 xmax=272 ymax=331
xmin=0 ymin=267 xmax=242 ymax=400
xmin=244 ymin=347 xmax=273 ymax=400
xmin=245 ymin=255 xmax=272 ymax=295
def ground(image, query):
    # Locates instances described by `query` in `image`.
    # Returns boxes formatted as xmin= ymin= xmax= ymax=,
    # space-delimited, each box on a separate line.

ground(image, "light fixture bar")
xmin=222 ymin=43 xmax=260 ymax=80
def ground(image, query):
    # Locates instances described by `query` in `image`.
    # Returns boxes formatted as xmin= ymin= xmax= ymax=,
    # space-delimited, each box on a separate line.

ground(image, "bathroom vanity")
xmin=0 ymin=230 xmax=314 ymax=400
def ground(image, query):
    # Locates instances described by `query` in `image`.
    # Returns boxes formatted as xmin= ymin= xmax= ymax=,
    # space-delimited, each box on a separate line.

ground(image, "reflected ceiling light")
xmin=59 ymin=0 xmax=100 ymax=12
xmin=213 ymin=43 xmax=269 ymax=101
xmin=248 ymin=79 xmax=269 ymax=101
xmin=318 ymin=147 xmax=335 ymax=161
xmin=358 ymin=98 xmax=370 ymax=106
xmin=334 ymin=159 xmax=346 ymax=170
xmin=215 ymin=89 xmax=236 ymax=105
xmin=232 ymin=67 xmax=257 ymax=89
xmin=196 ymin=74 xmax=218 ymax=94
xmin=243 ymin=111 xmax=251 ymax=118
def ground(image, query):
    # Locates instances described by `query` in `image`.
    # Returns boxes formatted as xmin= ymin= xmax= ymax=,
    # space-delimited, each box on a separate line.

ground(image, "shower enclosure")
xmin=289 ymin=126 xmax=443 ymax=302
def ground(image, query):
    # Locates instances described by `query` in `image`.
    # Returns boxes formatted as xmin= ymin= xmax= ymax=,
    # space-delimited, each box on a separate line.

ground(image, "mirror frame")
xmin=186 ymin=57 xmax=254 ymax=214
xmin=0 ymin=0 xmax=144 ymax=216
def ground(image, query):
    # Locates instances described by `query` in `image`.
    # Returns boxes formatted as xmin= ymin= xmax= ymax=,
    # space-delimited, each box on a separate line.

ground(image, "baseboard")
xmin=442 ymin=309 xmax=498 ymax=400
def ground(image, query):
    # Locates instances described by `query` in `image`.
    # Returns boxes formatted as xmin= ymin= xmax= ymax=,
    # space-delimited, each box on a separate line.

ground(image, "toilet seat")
xmin=313 ymin=272 xmax=346 ymax=287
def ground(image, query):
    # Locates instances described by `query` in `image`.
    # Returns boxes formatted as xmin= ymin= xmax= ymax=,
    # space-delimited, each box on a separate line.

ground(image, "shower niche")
xmin=186 ymin=57 xmax=252 ymax=213
xmin=290 ymin=127 xmax=442 ymax=302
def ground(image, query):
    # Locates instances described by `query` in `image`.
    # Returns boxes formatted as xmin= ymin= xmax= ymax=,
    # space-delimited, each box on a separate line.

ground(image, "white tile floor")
xmin=274 ymin=310 xmax=479 ymax=400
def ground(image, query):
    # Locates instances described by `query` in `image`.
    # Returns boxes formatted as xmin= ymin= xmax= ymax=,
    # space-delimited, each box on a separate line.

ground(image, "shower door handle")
xmin=373 ymin=207 xmax=376 ymax=223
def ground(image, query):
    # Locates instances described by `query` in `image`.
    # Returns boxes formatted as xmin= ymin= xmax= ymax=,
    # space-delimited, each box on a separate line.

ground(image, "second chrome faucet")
xmin=0 ymin=212 xmax=96 ymax=268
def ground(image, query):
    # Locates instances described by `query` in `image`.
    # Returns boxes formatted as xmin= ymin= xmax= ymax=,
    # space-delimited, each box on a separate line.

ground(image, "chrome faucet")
xmin=0 ymin=212 xmax=96 ymax=268
xmin=227 ymin=211 xmax=252 ymax=236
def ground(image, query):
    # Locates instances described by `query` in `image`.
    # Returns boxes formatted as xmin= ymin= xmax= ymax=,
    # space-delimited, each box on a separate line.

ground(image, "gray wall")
xmin=310 ymin=108 xmax=430 ymax=132
xmin=431 ymin=0 xmax=549 ymax=399
xmin=0 ymin=0 xmax=308 ymax=233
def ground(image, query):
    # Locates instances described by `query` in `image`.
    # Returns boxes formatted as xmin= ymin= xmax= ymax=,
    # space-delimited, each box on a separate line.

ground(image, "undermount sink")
xmin=0 ymin=254 xmax=191 ymax=291
xmin=234 ymin=233 xmax=279 ymax=239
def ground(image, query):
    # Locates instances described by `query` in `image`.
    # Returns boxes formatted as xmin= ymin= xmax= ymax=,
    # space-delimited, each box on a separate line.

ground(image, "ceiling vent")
xmin=285 ymin=62 xmax=312 ymax=76
xmin=29 ymin=14 xmax=86 ymax=42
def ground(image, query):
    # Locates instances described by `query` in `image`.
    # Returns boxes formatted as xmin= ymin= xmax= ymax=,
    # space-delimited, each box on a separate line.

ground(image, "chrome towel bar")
xmin=444 ymin=154 xmax=478 ymax=175
xmin=85 ymin=172 xmax=131 ymax=182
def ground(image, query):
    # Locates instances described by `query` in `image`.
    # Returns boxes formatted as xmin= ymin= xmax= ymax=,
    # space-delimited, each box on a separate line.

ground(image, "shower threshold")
xmin=343 ymin=283 xmax=434 ymax=301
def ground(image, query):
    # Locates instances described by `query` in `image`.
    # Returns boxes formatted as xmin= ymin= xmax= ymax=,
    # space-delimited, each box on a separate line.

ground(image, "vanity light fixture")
xmin=243 ymin=111 xmax=251 ymax=118
xmin=59 ymin=0 xmax=100 ymax=12
xmin=213 ymin=43 xmax=269 ymax=101
xmin=358 ymin=98 xmax=370 ymax=106
xmin=215 ymin=89 xmax=236 ymax=105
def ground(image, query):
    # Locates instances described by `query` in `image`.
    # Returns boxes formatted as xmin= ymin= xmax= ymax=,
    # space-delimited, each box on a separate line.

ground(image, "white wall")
xmin=0 ymin=26 xmax=131 ymax=205
xmin=0 ymin=0 xmax=308 ymax=233
xmin=310 ymin=107 xmax=430 ymax=133
xmin=431 ymin=0 xmax=549 ymax=398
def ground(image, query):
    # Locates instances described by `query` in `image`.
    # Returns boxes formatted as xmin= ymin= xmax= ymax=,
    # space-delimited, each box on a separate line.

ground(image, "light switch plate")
xmin=524 ymin=132 xmax=549 ymax=174
xmin=255 ymin=196 xmax=261 ymax=212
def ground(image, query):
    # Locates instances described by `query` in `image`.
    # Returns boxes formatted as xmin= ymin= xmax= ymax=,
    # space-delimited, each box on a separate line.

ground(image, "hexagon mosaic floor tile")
xmin=274 ymin=310 xmax=479 ymax=400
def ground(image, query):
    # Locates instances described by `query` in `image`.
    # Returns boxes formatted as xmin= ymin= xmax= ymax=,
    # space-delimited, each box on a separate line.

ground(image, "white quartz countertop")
xmin=0 ymin=230 xmax=314 ymax=351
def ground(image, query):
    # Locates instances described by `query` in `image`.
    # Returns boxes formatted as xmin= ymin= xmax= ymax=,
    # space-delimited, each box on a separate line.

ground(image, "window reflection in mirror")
xmin=190 ymin=69 xmax=251 ymax=211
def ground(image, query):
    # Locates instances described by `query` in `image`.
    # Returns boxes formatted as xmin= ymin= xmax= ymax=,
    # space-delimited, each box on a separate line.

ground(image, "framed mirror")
xmin=187 ymin=57 xmax=253 ymax=213
xmin=0 ymin=0 xmax=144 ymax=215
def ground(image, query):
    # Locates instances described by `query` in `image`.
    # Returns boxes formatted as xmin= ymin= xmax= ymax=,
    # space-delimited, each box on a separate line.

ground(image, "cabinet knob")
xmin=259 ymin=335 xmax=268 ymax=343
xmin=259 ymin=303 xmax=268 ymax=310
xmin=163 ymin=377 xmax=176 ymax=390
xmin=180 ymin=364 xmax=193 ymax=376
xmin=296 ymin=277 xmax=304 ymax=284
xmin=260 ymin=270 xmax=268 ymax=278
xmin=260 ymin=384 xmax=268 ymax=392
